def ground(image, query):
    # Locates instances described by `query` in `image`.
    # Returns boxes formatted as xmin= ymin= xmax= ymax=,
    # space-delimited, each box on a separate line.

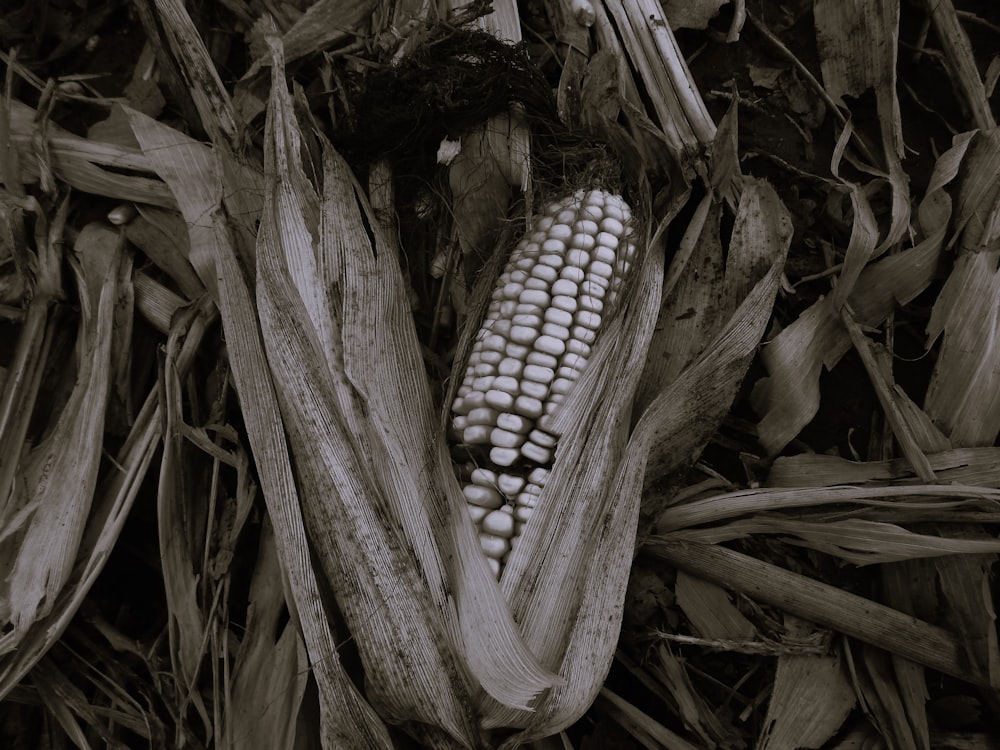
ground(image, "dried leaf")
xmin=648 ymin=539 xmax=992 ymax=687
xmin=759 ymin=619 xmax=855 ymax=750
xmin=676 ymin=516 xmax=1000 ymax=565
xmin=768 ymin=447 xmax=1000 ymax=488
xmin=1 ymin=224 xmax=121 ymax=645
xmin=228 ymin=519 xmax=309 ymax=750
xmin=675 ymin=571 xmax=756 ymax=640
xmin=663 ymin=0 xmax=729 ymax=31
xmin=751 ymin=129 xmax=977 ymax=454
xmin=924 ymin=128 xmax=1000 ymax=446
xmin=8 ymin=100 xmax=175 ymax=207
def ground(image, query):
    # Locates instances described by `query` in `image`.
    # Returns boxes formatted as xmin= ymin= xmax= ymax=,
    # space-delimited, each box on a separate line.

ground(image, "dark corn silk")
xmin=450 ymin=189 xmax=636 ymax=578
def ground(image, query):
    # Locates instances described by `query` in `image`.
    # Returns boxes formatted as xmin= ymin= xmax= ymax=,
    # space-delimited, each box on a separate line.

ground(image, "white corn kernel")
xmin=544 ymin=307 xmax=574 ymax=327
xmin=467 ymin=406 xmax=500 ymax=425
xmin=571 ymin=325 xmax=597 ymax=344
xmin=525 ymin=276 xmax=548 ymax=291
xmin=542 ymin=322 xmax=570 ymax=341
xmin=521 ymin=441 xmax=552 ymax=463
xmin=464 ymin=484 xmax=503 ymax=508
xmin=531 ymin=264 xmax=558 ymax=283
xmin=592 ymin=245 xmax=616 ymax=264
xmin=506 ymin=342 xmax=530 ymax=359
xmin=551 ymin=295 xmax=578 ymax=313
xmin=484 ymin=389 xmax=515 ymax=410
xmin=479 ymin=534 xmax=510 ymax=560
xmin=520 ymin=380 xmax=549 ymax=400
xmin=535 ymin=335 xmax=566 ymax=357
xmin=526 ymin=351 xmax=559 ymax=368
xmin=514 ymin=395 xmax=544 ymax=418
xmin=498 ymin=473 xmax=525 ymax=495
xmin=491 ymin=427 xmax=526 ymax=449
xmin=482 ymin=509 xmax=515 ymax=538
xmin=498 ymin=357 xmax=524 ymax=377
xmin=559 ymin=266 xmax=586 ymax=283
xmin=471 ymin=467 xmax=498 ymax=485
xmin=490 ymin=446 xmax=521 ymax=466
xmin=523 ymin=364 xmax=555 ymax=383
xmin=497 ymin=412 xmax=531 ymax=433
xmin=528 ymin=467 xmax=550 ymax=485
xmin=575 ymin=310 xmax=602 ymax=330
xmin=463 ymin=425 xmax=493 ymax=444
xmin=528 ymin=428 xmax=558 ymax=447
xmin=571 ymin=233 xmax=597 ymax=252
xmin=521 ymin=289 xmax=550 ymax=307
xmin=595 ymin=230 xmax=620 ymax=249
xmin=542 ymin=238 xmax=567 ymax=255
xmin=589 ymin=260 xmax=615 ymax=279
xmin=513 ymin=505 xmax=534 ymax=522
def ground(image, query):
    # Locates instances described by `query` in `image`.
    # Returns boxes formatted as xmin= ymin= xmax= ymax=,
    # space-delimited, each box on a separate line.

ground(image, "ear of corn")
xmin=450 ymin=189 xmax=637 ymax=578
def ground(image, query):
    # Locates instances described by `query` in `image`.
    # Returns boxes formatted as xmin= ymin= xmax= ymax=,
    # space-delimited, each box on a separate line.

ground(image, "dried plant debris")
xmin=1 ymin=0 xmax=1000 ymax=748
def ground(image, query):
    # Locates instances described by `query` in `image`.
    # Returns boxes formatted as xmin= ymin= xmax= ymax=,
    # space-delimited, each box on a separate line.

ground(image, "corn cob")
xmin=450 ymin=189 xmax=636 ymax=578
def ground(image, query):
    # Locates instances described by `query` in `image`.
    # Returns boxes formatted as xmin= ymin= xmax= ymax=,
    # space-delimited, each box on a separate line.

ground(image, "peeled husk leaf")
xmin=482 ymin=237 xmax=663 ymax=741
xmin=124 ymin=102 xmax=393 ymax=750
xmin=253 ymin=27 xmax=555 ymax=744
xmin=640 ymin=179 xmax=792 ymax=490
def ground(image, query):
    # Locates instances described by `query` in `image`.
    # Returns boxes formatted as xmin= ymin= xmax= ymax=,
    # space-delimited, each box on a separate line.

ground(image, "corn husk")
xmin=252 ymin=28 xmax=555 ymax=744
xmin=124 ymin=89 xmax=393 ymax=750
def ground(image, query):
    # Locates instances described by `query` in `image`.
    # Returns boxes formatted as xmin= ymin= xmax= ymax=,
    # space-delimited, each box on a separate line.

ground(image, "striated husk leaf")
xmin=125 ymin=104 xmax=393 ymax=750
xmin=254 ymin=28 xmax=555 ymax=745
xmin=641 ymin=179 xmax=792 ymax=490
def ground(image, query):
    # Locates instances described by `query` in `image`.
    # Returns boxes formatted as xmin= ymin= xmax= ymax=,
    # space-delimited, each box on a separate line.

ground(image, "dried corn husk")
xmin=253 ymin=26 xmax=556 ymax=745
xmin=125 ymin=92 xmax=393 ymax=750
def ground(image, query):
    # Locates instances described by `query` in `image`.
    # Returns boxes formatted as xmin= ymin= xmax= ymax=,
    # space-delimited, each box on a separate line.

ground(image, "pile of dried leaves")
xmin=0 ymin=0 xmax=998 ymax=748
